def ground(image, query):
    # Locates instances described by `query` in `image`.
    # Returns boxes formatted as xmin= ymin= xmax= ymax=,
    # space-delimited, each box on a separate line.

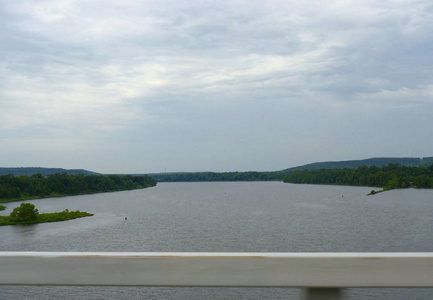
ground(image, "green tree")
xmin=9 ymin=203 xmax=39 ymax=222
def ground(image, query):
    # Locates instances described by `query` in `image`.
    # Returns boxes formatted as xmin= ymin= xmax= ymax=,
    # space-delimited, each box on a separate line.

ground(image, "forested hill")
xmin=150 ymin=157 xmax=433 ymax=182
xmin=283 ymin=163 xmax=433 ymax=191
xmin=0 ymin=167 xmax=98 ymax=176
xmin=4 ymin=157 xmax=433 ymax=183
xmin=279 ymin=157 xmax=433 ymax=173
xmin=0 ymin=173 xmax=157 ymax=203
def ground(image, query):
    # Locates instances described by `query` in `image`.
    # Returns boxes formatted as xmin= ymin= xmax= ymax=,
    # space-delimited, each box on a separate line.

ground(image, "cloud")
xmin=1 ymin=0 xmax=432 ymax=172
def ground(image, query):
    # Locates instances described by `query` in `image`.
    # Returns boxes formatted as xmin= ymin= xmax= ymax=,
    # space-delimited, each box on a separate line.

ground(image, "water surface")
xmin=1 ymin=182 xmax=433 ymax=299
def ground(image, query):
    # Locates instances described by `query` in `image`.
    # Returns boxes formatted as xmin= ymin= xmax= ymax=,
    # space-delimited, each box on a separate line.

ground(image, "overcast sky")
xmin=1 ymin=0 xmax=432 ymax=174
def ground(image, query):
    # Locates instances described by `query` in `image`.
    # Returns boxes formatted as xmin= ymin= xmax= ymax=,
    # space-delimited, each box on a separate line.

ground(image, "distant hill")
xmin=150 ymin=157 xmax=433 ymax=182
xmin=3 ymin=157 xmax=433 ymax=181
xmin=279 ymin=157 xmax=433 ymax=173
xmin=0 ymin=167 xmax=99 ymax=176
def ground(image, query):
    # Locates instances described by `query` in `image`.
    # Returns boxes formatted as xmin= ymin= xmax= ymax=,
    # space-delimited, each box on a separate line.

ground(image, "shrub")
xmin=9 ymin=203 xmax=39 ymax=222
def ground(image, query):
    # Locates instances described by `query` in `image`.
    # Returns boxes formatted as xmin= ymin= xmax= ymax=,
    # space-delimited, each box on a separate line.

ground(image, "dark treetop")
xmin=0 ymin=173 xmax=157 ymax=203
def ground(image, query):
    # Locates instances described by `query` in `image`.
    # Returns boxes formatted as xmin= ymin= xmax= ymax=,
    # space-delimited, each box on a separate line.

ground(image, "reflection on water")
xmin=1 ymin=182 xmax=433 ymax=299
xmin=10 ymin=223 xmax=39 ymax=237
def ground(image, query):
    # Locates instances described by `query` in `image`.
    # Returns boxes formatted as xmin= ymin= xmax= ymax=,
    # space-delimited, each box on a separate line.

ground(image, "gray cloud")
xmin=1 ymin=0 xmax=432 ymax=173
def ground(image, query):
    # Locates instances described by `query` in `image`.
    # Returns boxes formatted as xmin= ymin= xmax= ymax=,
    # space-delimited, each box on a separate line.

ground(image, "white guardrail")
xmin=1 ymin=252 xmax=433 ymax=300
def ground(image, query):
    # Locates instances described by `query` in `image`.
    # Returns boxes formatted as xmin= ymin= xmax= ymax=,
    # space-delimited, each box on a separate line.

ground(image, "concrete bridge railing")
xmin=1 ymin=252 xmax=433 ymax=300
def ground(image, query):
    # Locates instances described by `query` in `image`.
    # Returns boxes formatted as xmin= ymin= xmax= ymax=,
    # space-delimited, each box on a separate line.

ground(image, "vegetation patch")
xmin=367 ymin=189 xmax=384 ymax=196
xmin=0 ymin=205 xmax=5 ymax=211
xmin=283 ymin=163 xmax=433 ymax=194
xmin=0 ymin=173 xmax=157 ymax=203
xmin=151 ymin=171 xmax=282 ymax=182
xmin=0 ymin=203 xmax=93 ymax=226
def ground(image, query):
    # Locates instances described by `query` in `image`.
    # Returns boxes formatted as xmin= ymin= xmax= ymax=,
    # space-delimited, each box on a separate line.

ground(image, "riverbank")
xmin=0 ymin=193 xmax=68 ymax=204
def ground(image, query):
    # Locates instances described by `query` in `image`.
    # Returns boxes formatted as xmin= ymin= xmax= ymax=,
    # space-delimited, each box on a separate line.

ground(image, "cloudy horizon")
xmin=1 ymin=0 xmax=432 ymax=174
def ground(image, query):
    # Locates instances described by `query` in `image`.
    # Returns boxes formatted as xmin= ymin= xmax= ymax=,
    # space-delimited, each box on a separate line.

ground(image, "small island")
xmin=0 ymin=203 xmax=93 ymax=226
xmin=0 ymin=205 xmax=5 ymax=211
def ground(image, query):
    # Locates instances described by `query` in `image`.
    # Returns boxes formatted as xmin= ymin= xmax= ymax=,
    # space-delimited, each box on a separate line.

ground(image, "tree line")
xmin=283 ymin=163 xmax=433 ymax=190
xmin=0 ymin=173 xmax=157 ymax=202
xmin=151 ymin=171 xmax=283 ymax=182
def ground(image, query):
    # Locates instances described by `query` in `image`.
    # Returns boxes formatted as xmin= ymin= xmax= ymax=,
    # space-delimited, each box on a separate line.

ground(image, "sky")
xmin=1 ymin=0 xmax=433 ymax=174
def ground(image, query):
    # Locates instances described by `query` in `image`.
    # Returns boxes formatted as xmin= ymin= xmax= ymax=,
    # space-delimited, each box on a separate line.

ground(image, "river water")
xmin=1 ymin=182 xmax=433 ymax=299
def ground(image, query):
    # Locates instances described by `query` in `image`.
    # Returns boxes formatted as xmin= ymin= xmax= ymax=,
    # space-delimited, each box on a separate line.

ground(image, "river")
xmin=1 ymin=182 xmax=433 ymax=299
